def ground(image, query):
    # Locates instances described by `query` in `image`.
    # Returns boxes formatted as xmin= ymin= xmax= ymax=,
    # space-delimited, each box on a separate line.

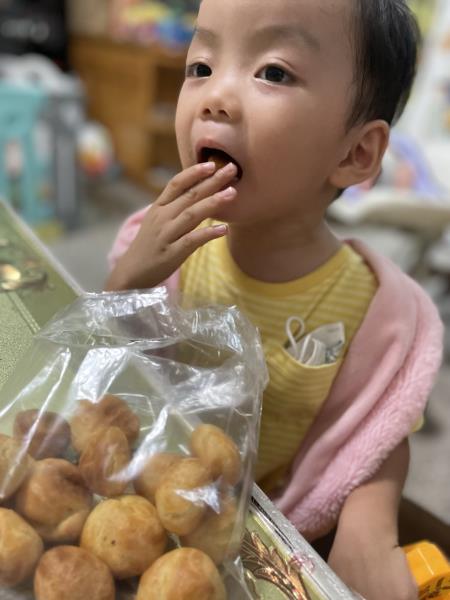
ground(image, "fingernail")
xmin=213 ymin=224 xmax=228 ymax=234
xmin=221 ymin=162 xmax=236 ymax=173
xmin=219 ymin=186 xmax=236 ymax=199
xmin=202 ymin=161 xmax=216 ymax=172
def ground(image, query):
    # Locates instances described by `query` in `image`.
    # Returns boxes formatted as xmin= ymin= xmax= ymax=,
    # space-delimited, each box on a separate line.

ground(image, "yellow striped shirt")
xmin=181 ymin=229 xmax=378 ymax=493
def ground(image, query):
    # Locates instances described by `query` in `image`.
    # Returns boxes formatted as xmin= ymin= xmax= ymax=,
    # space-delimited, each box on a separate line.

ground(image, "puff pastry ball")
xmin=13 ymin=409 xmax=71 ymax=459
xmin=155 ymin=458 xmax=212 ymax=536
xmin=34 ymin=546 xmax=115 ymax=600
xmin=136 ymin=548 xmax=227 ymax=600
xmin=15 ymin=458 xmax=93 ymax=544
xmin=0 ymin=508 xmax=43 ymax=587
xmin=0 ymin=433 xmax=34 ymax=502
xmin=79 ymin=426 xmax=130 ymax=497
xmin=191 ymin=425 xmax=242 ymax=486
xmin=134 ymin=452 xmax=183 ymax=503
xmin=70 ymin=394 xmax=140 ymax=454
xmin=181 ymin=496 xmax=240 ymax=565
xmin=204 ymin=151 xmax=229 ymax=171
xmin=81 ymin=495 xmax=167 ymax=579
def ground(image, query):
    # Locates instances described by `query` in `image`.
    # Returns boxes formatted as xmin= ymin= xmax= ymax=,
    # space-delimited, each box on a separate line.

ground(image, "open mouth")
xmin=199 ymin=147 xmax=243 ymax=181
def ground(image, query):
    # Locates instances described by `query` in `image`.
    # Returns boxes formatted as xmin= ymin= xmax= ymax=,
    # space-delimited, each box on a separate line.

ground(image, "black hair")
xmin=349 ymin=0 xmax=420 ymax=128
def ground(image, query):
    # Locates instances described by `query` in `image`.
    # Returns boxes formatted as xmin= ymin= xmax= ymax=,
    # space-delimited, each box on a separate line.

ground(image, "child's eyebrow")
xmin=192 ymin=27 xmax=219 ymax=48
xmin=193 ymin=24 xmax=320 ymax=53
xmin=252 ymin=24 xmax=321 ymax=52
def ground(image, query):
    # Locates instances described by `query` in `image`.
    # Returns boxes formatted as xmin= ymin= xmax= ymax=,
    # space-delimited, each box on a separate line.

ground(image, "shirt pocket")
xmin=266 ymin=344 xmax=343 ymax=415
xmin=256 ymin=344 xmax=343 ymax=481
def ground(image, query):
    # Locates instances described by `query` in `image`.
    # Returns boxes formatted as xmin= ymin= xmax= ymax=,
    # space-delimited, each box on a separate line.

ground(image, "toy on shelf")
xmin=77 ymin=123 xmax=115 ymax=179
xmin=110 ymin=0 xmax=197 ymax=48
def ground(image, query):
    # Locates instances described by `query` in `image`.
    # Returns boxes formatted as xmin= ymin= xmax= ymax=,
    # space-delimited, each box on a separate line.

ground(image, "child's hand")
xmin=328 ymin=530 xmax=418 ymax=600
xmin=106 ymin=161 xmax=238 ymax=291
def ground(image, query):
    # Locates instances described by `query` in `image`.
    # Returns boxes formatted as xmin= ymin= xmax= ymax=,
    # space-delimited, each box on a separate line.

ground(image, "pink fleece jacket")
xmin=109 ymin=210 xmax=444 ymax=541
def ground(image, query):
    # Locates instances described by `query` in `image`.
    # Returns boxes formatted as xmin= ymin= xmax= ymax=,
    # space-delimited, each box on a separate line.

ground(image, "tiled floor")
xmin=46 ymin=179 xmax=450 ymax=525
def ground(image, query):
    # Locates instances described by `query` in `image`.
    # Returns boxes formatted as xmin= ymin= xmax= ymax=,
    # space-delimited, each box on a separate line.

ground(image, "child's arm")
xmin=105 ymin=161 xmax=238 ymax=291
xmin=328 ymin=439 xmax=418 ymax=600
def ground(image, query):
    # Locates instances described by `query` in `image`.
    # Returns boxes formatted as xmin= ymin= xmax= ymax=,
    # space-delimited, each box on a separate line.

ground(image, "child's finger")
xmin=174 ymin=162 xmax=238 ymax=214
xmin=170 ymin=222 xmax=229 ymax=263
xmin=157 ymin=162 xmax=217 ymax=206
xmin=166 ymin=187 xmax=237 ymax=242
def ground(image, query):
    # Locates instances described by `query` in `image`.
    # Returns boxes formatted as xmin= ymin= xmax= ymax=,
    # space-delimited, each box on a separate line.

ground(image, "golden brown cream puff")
xmin=0 ymin=508 xmax=43 ymax=587
xmin=134 ymin=452 xmax=183 ymax=504
xmin=190 ymin=425 xmax=242 ymax=486
xmin=81 ymin=495 xmax=167 ymax=579
xmin=155 ymin=458 xmax=212 ymax=536
xmin=0 ymin=433 xmax=34 ymax=502
xmin=136 ymin=547 xmax=227 ymax=600
xmin=13 ymin=409 xmax=71 ymax=460
xmin=180 ymin=495 xmax=240 ymax=565
xmin=79 ymin=426 xmax=130 ymax=497
xmin=15 ymin=458 xmax=93 ymax=544
xmin=34 ymin=546 xmax=115 ymax=600
xmin=70 ymin=394 xmax=140 ymax=453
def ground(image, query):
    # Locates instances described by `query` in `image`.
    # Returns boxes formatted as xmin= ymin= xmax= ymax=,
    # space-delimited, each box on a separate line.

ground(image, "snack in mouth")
xmin=180 ymin=495 xmax=240 ymax=565
xmin=136 ymin=547 xmax=227 ymax=600
xmin=155 ymin=457 xmax=212 ymax=536
xmin=15 ymin=458 xmax=93 ymax=544
xmin=70 ymin=394 xmax=140 ymax=454
xmin=0 ymin=508 xmax=44 ymax=587
xmin=13 ymin=409 xmax=71 ymax=460
xmin=34 ymin=546 xmax=115 ymax=600
xmin=79 ymin=426 xmax=131 ymax=497
xmin=190 ymin=424 xmax=242 ymax=486
xmin=80 ymin=495 xmax=167 ymax=579
xmin=0 ymin=433 xmax=34 ymax=502
xmin=134 ymin=452 xmax=184 ymax=504
xmin=200 ymin=147 xmax=243 ymax=180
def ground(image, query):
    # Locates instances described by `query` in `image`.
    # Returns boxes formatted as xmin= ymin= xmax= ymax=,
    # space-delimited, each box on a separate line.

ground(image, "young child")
xmin=106 ymin=1 xmax=443 ymax=598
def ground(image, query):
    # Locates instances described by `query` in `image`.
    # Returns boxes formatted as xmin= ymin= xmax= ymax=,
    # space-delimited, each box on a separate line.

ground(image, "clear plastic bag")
xmin=0 ymin=288 xmax=268 ymax=599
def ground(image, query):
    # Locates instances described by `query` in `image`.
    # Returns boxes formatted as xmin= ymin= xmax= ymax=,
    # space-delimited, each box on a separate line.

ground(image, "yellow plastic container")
xmin=404 ymin=541 xmax=450 ymax=599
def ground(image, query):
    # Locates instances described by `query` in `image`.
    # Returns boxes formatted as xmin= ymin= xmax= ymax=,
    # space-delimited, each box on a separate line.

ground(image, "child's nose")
xmin=200 ymin=81 xmax=242 ymax=123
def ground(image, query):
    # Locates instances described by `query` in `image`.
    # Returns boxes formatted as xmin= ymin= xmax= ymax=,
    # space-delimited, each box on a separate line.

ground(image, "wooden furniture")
xmin=70 ymin=35 xmax=186 ymax=193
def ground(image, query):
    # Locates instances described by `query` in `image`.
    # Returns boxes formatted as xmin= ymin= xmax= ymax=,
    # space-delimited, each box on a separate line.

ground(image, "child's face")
xmin=176 ymin=0 xmax=357 ymax=225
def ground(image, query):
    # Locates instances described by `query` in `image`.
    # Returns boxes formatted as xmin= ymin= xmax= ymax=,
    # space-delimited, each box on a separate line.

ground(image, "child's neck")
xmin=227 ymin=219 xmax=342 ymax=283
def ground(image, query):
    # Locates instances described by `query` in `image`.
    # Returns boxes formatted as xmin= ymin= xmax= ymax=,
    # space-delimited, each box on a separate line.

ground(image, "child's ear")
xmin=329 ymin=120 xmax=390 ymax=190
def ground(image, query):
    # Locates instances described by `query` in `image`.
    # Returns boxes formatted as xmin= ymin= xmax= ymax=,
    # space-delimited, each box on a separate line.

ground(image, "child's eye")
xmin=186 ymin=62 xmax=212 ymax=78
xmin=257 ymin=65 xmax=293 ymax=84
